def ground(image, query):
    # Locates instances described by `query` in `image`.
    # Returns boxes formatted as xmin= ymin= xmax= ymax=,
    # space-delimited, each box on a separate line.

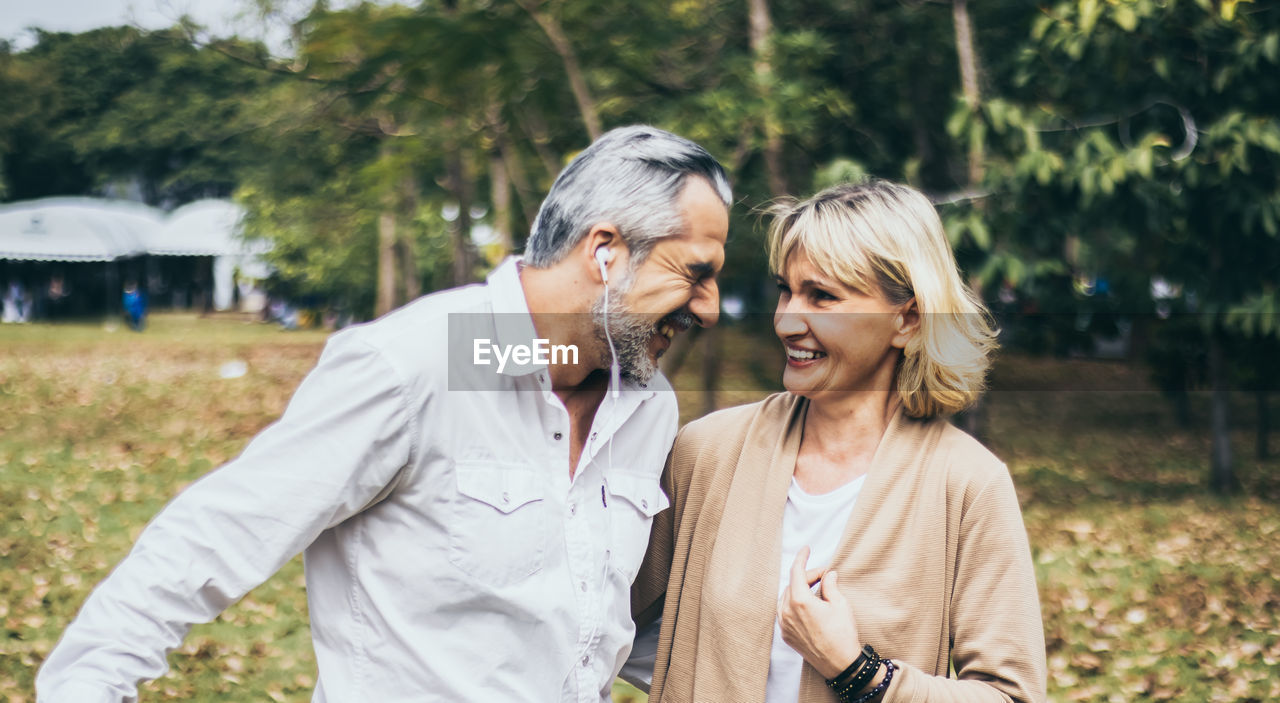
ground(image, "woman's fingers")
xmin=789 ymin=546 xmax=812 ymax=600
xmin=804 ymin=565 xmax=826 ymax=587
xmin=819 ymin=569 xmax=844 ymax=605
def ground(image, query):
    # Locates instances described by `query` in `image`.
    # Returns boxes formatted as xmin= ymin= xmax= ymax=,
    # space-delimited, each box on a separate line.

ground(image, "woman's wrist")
xmin=821 ymin=642 xmax=869 ymax=680
xmin=825 ymin=651 xmax=895 ymax=703
xmin=825 ymin=643 xmax=884 ymax=699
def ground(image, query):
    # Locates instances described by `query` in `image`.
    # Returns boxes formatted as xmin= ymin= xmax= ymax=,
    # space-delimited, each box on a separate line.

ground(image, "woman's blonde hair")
xmin=767 ymin=181 xmax=997 ymax=419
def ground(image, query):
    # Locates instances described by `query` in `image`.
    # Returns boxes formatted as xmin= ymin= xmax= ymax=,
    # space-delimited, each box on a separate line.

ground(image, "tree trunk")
xmin=515 ymin=0 xmax=602 ymax=140
xmin=398 ymin=173 xmax=422 ymax=302
xmin=749 ymin=0 xmax=787 ymax=197
xmin=376 ymin=208 xmax=398 ymax=317
xmin=1208 ymin=327 xmax=1236 ymax=494
xmin=1258 ymin=389 xmax=1271 ymax=461
xmin=515 ymin=106 xmax=563 ymax=180
xmin=445 ymin=145 xmax=476 ymax=286
xmin=502 ymin=140 xmax=542 ymax=232
xmin=701 ymin=325 xmax=722 ymax=417
xmin=952 ymin=0 xmax=989 ymax=441
xmin=953 ymin=0 xmax=984 ymax=187
xmin=1173 ymin=387 xmax=1192 ymax=429
xmin=491 ymin=150 xmax=514 ymax=257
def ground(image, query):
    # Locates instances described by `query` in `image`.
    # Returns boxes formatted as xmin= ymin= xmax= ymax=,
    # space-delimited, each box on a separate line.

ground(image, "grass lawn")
xmin=3 ymin=314 xmax=1278 ymax=702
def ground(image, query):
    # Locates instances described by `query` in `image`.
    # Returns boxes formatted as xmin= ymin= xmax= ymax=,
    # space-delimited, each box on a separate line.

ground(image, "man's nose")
xmin=688 ymin=280 xmax=720 ymax=328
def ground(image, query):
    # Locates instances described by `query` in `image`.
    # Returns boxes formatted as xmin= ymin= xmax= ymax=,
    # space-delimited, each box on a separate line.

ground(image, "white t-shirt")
xmin=765 ymin=473 xmax=866 ymax=703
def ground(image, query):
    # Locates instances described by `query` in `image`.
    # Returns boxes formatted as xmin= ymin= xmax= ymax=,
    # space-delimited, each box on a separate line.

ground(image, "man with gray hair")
xmin=38 ymin=125 xmax=731 ymax=703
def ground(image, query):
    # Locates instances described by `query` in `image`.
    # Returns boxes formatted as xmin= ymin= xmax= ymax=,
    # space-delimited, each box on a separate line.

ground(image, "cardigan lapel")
xmin=696 ymin=394 xmax=806 ymax=703
xmin=829 ymin=404 xmax=918 ymax=564
xmin=796 ymin=405 xmax=942 ymax=703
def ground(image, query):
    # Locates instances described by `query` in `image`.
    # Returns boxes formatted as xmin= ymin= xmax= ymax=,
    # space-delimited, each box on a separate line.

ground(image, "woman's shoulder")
xmin=678 ymin=392 xmax=798 ymax=446
xmin=926 ymin=418 xmax=1011 ymax=491
xmin=669 ymin=392 xmax=797 ymax=469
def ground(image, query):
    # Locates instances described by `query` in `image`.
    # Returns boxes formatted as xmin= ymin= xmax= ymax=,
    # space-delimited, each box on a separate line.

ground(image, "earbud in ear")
xmin=595 ymin=247 xmax=612 ymax=282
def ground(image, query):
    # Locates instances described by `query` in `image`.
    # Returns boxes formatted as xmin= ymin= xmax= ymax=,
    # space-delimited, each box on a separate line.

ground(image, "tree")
xmin=974 ymin=0 xmax=1280 ymax=492
xmin=0 ymin=27 xmax=278 ymax=205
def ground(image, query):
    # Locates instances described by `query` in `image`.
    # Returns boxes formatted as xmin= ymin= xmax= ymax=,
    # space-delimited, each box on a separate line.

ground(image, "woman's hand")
xmin=777 ymin=546 xmax=861 ymax=679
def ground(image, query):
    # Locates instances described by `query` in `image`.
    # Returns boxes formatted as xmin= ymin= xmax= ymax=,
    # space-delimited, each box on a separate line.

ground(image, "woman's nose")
xmin=774 ymin=300 xmax=807 ymax=338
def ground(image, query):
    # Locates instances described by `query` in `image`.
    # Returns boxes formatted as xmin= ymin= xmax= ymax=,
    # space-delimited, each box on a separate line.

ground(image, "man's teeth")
xmin=786 ymin=348 xmax=825 ymax=361
xmin=658 ymin=323 xmax=676 ymax=340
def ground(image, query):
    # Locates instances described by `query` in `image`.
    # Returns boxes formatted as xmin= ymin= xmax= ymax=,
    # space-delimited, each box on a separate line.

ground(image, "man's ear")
xmin=891 ymin=298 xmax=920 ymax=350
xmin=582 ymin=224 xmax=625 ymax=283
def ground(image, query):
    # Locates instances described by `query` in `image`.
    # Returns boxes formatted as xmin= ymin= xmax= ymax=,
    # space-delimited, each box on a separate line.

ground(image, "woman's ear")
xmin=891 ymin=299 xmax=920 ymax=350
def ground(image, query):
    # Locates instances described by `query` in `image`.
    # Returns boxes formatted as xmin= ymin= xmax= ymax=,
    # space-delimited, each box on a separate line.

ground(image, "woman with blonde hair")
xmin=629 ymin=181 xmax=1046 ymax=702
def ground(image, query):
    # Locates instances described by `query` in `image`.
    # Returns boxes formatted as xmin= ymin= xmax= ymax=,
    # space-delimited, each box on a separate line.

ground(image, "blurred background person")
xmin=122 ymin=280 xmax=147 ymax=331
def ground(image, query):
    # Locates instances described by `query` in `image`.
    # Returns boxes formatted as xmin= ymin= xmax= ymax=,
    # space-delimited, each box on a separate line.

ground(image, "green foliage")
xmin=0 ymin=28 xmax=278 ymax=202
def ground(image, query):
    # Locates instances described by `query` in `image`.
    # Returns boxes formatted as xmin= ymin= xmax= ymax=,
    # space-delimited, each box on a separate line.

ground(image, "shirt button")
xmin=580 ymin=580 xmax=587 ymax=592
xmin=581 ymin=655 xmax=590 ymax=667
xmin=539 ymin=373 xmax=546 ymax=384
xmin=641 ymin=499 xmax=648 ymax=510
xmin=553 ymin=431 xmax=563 ymax=440
xmin=502 ymin=491 xmax=511 ymax=504
xmin=568 ymin=503 xmax=577 ymax=516
xmin=590 ymin=432 xmax=598 ymax=441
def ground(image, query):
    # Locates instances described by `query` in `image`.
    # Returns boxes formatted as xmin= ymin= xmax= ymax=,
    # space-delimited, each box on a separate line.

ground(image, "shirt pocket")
xmin=447 ymin=461 xmax=549 ymax=587
xmin=605 ymin=471 xmax=670 ymax=583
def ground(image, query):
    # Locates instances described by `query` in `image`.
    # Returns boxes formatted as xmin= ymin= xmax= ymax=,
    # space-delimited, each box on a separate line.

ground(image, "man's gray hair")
xmin=523 ymin=125 xmax=732 ymax=268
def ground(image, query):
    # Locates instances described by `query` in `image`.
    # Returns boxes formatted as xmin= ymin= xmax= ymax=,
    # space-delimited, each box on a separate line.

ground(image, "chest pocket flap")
xmin=455 ymin=463 xmax=545 ymax=514
xmin=606 ymin=471 xmax=670 ymax=517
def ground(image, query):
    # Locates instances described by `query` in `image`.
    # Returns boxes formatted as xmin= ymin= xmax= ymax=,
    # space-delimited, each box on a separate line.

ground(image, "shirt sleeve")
xmin=617 ymin=616 xmax=661 ymax=693
xmin=885 ymin=468 xmax=1048 ymax=703
xmin=36 ymin=331 xmax=416 ymax=703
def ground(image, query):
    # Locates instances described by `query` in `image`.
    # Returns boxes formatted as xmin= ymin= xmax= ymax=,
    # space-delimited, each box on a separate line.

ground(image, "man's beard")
xmin=589 ymin=274 xmax=694 ymax=386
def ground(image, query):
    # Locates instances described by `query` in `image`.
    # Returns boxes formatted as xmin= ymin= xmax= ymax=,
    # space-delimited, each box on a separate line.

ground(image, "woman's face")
xmin=773 ymin=251 xmax=914 ymax=398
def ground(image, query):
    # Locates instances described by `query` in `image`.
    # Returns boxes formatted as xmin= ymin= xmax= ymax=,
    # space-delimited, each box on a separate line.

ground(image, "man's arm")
xmin=37 ymin=332 xmax=416 ymax=703
xmin=616 ymin=616 xmax=661 ymax=693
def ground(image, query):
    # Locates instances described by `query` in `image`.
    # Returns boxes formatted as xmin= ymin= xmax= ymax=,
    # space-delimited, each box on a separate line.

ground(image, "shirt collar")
xmin=484 ymin=256 xmax=661 ymax=400
xmin=486 ymin=256 xmax=543 ymax=377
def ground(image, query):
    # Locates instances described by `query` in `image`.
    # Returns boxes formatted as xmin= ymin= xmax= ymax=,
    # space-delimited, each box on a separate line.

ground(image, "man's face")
xmin=592 ymin=177 xmax=729 ymax=384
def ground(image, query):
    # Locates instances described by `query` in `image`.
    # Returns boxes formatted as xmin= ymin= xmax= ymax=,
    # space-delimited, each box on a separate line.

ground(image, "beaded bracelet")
xmin=826 ymin=644 xmax=880 ymax=699
xmin=847 ymin=659 xmax=896 ymax=703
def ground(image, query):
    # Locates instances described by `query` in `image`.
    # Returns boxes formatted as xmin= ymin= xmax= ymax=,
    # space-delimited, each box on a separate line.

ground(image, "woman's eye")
xmin=775 ymin=281 xmax=791 ymax=294
xmin=812 ymin=289 xmax=836 ymax=301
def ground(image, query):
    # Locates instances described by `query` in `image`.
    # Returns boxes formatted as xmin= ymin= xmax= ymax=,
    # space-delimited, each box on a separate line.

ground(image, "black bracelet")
xmin=827 ymin=643 xmax=874 ymax=686
xmin=826 ymin=644 xmax=880 ymax=698
xmin=848 ymin=659 xmax=896 ymax=703
xmin=831 ymin=656 xmax=879 ymax=698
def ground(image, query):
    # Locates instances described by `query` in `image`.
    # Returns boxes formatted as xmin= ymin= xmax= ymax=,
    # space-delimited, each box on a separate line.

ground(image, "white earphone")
xmin=595 ymin=245 xmax=620 ymax=399
xmin=595 ymin=246 xmax=611 ymax=282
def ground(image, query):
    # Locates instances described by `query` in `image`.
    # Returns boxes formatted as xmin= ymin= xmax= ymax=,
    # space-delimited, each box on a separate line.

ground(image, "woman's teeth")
xmin=786 ymin=347 xmax=825 ymax=361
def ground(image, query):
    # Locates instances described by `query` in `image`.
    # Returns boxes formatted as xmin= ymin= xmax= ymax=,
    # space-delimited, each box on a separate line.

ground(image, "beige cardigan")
xmin=631 ymin=393 xmax=1047 ymax=703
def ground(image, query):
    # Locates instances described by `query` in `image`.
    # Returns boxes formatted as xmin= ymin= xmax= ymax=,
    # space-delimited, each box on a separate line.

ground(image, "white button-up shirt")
xmin=37 ymin=258 xmax=677 ymax=703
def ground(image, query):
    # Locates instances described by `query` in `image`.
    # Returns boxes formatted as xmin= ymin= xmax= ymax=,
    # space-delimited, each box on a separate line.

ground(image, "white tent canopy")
xmin=0 ymin=198 xmax=158 ymax=261
xmin=138 ymin=199 xmax=269 ymax=259
xmin=0 ymin=197 xmax=272 ymax=311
